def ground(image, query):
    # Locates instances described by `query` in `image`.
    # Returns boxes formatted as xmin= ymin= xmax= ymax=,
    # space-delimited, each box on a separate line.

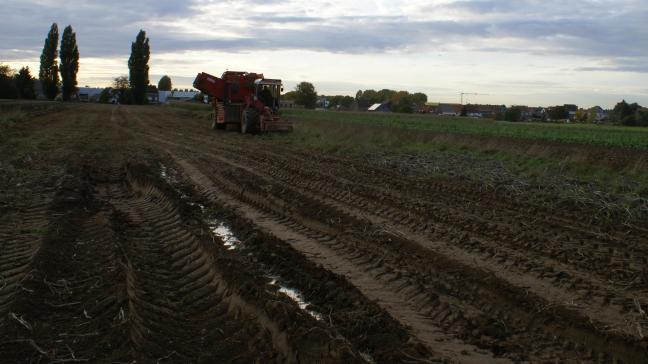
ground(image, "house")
xmin=518 ymin=106 xmax=546 ymax=121
xmin=368 ymin=103 xmax=391 ymax=112
xmin=564 ymin=104 xmax=578 ymax=120
xmin=158 ymin=90 xmax=172 ymax=104
xmin=280 ymin=99 xmax=295 ymax=109
xmin=438 ymin=103 xmax=462 ymax=116
xmin=419 ymin=102 xmax=439 ymax=114
xmin=77 ymin=87 xmax=103 ymax=102
xmin=161 ymin=90 xmax=199 ymax=103
xmin=587 ymin=106 xmax=608 ymax=122
xmin=147 ymin=85 xmax=159 ymax=104
xmin=317 ymin=96 xmax=330 ymax=108
xmin=463 ymin=104 xmax=507 ymax=118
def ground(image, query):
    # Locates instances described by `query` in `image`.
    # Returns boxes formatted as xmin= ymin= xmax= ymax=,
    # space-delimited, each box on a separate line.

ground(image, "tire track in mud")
xmin=116 ymin=107 xmax=648 ymax=361
xmin=0 ymin=194 xmax=52 ymax=325
xmin=173 ymin=152 xmax=648 ymax=363
xmin=0 ymin=160 xmax=369 ymax=363
xmin=175 ymin=157 xmax=508 ymax=364
xmin=147 ymin=126 xmax=646 ymax=343
xmin=219 ymin=147 xmax=648 ymax=340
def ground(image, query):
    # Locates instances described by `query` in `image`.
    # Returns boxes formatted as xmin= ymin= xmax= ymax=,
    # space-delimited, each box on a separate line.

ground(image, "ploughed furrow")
xmin=113 ymin=179 xmax=279 ymax=361
xmin=251 ymin=153 xmax=648 ymax=338
xmin=214 ymin=142 xmax=647 ymax=286
xmin=0 ymin=167 xmax=129 ymax=363
xmin=191 ymin=140 xmax=648 ymax=339
xmin=145 ymin=123 xmax=646 ymax=293
xmin=200 ymin=137 xmax=647 ymax=279
xmin=176 ymin=157 xmax=505 ymax=364
xmin=0 ymin=194 xmax=51 ymax=325
xmin=116 ymin=167 xmax=363 ymax=363
xmin=177 ymin=154 xmax=648 ymax=364
xmin=170 ymin=141 xmax=646 ymax=342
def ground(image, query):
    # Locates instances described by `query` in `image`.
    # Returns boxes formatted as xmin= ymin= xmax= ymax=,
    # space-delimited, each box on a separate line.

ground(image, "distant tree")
xmin=113 ymin=75 xmax=132 ymax=104
xmin=193 ymin=92 xmax=206 ymax=103
xmin=113 ymin=75 xmax=129 ymax=90
xmin=636 ymin=109 xmax=648 ymax=127
xmin=158 ymin=75 xmax=172 ymax=91
xmin=15 ymin=67 xmax=36 ymax=99
xmin=98 ymin=87 xmax=113 ymax=103
xmin=548 ymin=105 xmax=567 ymax=120
xmin=0 ymin=64 xmax=17 ymax=99
xmin=504 ymin=106 xmax=523 ymax=122
xmin=378 ymin=89 xmax=396 ymax=103
xmin=411 ymin=92 xmax=428 ymax=105
xmin=610 ymin=100 xmax=641 ymax=125
xmin=39 ymin=23 xmax=59 ymax=100
xmin=574 ymin=109 xmax=588 ymax=123
xmin=128 ymin=30 xmax=150 ymax=104
xmin=282 ymin=90 xmax=297 ymax=100
xmin=390 ymin=91 xmax=414 ymax=113
xmin=295 ymin=81 xmax=317 ymax=109
xmin=340 ymin=96 xmax=354 ymax=109
xmin=59 ymin=25 xmax=79 ymax=101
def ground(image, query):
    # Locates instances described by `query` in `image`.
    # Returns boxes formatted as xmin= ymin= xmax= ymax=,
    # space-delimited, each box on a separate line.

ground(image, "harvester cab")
xmin=193 ymin=71 xmax=292 ymax=134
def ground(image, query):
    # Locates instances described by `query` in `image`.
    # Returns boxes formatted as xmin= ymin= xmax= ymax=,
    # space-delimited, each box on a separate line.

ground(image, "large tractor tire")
xmin=241 ymin=108 xmax=259 ymax=134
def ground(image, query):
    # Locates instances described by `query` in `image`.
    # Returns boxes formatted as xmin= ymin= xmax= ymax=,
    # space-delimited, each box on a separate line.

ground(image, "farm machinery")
xmin=193 ymin=71 xmax=292 ymax=133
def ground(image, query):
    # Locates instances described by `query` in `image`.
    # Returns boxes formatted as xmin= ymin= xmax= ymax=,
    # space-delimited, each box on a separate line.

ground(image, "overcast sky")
xmin=2 ymin=0 xmax=648 ymax=107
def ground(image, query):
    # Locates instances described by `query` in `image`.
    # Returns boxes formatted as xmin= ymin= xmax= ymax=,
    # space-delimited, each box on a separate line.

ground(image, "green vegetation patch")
xmin=283 ymin=109 xmax=648 ymax=149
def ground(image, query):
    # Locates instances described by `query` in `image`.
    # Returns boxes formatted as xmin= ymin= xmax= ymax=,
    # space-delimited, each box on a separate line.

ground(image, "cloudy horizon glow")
xmin=2 ymin=0 xmax=648 ymax=108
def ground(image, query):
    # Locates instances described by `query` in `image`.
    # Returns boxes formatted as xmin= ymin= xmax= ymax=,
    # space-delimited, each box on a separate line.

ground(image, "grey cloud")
xmin=2 ymin=0 xmax=648 ymax=69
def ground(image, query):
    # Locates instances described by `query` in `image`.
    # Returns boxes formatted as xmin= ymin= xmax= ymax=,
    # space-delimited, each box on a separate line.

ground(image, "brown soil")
xmin=1 ymin=103 xmax=647 ymax=363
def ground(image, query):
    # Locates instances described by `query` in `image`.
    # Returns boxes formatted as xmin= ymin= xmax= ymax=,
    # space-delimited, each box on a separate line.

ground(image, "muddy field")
xmin=1 ymin=103 xmax=647 ymax=363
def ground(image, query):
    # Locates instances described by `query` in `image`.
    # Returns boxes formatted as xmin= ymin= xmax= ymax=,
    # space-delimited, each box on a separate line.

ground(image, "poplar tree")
xmin=128 ymin=30 xmax=150 ymax=104
xmin=60 ymin=25 xmax=79 ymax=101
xmin=39 ymin=23 xmax=59 ymax=100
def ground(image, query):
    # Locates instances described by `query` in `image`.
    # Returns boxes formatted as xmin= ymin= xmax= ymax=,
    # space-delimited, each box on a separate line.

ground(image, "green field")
xmin=283 ymin=109 xmax=648 ymax=150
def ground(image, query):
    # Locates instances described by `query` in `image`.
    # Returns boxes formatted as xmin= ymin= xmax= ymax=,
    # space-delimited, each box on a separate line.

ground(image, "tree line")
xmin=2 ymin=24 xmax=153 ymax=105
xmin=1 ymin=23 xmax=78 ymax=101
xmin=282 ymin=83 xmax=428 ymax=113
xmin=356 ymin=89 xmax=427 ymax=113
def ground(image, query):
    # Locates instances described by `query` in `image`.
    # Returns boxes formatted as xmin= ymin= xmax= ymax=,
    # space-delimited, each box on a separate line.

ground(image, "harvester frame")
xmin=193 ymin=71 xmax=292 ymax=133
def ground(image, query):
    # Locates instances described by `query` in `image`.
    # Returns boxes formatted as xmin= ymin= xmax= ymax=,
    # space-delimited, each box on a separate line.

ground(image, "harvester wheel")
xmin=241 ymin=108 xmax=258 ymax=134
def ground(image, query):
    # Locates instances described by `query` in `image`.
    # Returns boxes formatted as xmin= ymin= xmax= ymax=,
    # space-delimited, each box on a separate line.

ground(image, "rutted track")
xmin=2 ymin=104 xmax=647 ymax=363
xmin=123 ymin=106 xmax=648 ymax=363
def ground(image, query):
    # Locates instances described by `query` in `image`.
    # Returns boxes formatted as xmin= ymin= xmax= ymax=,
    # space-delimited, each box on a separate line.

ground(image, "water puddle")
xmin=159 ymin=163 xmax=177 ymax=184
xmin=202 ymin=215 xmax=375 ymax=362
xmin=360 ymin=352 xmax=377 ymax=364
xmin=208 ymin=219 xmax=241 ymax=250
xmin=268 ymin=276 xmax=324 ymax=321
xmin=159 ymin=163 xmax=192 ymax=201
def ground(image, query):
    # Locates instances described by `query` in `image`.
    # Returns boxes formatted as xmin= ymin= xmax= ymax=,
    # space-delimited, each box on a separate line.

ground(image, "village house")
xmin=463 ymin=104 xmax=507 ymax=118
xmin=279 ymin=99 xmax=295 ymax=109
xmin=587 ymin=106 xmax=609 ymax=122
xmin=438 ymin=103 xmax=462 ymax=116
xmin=77 ymin=87 xmax=103 ymax=102
xmin=368 ymin=102 xmax=391 ymax=112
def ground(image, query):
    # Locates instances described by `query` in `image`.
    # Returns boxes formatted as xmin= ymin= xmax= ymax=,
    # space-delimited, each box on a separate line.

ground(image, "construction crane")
xmin=460 ymin=92 xmax=488 ymax=105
